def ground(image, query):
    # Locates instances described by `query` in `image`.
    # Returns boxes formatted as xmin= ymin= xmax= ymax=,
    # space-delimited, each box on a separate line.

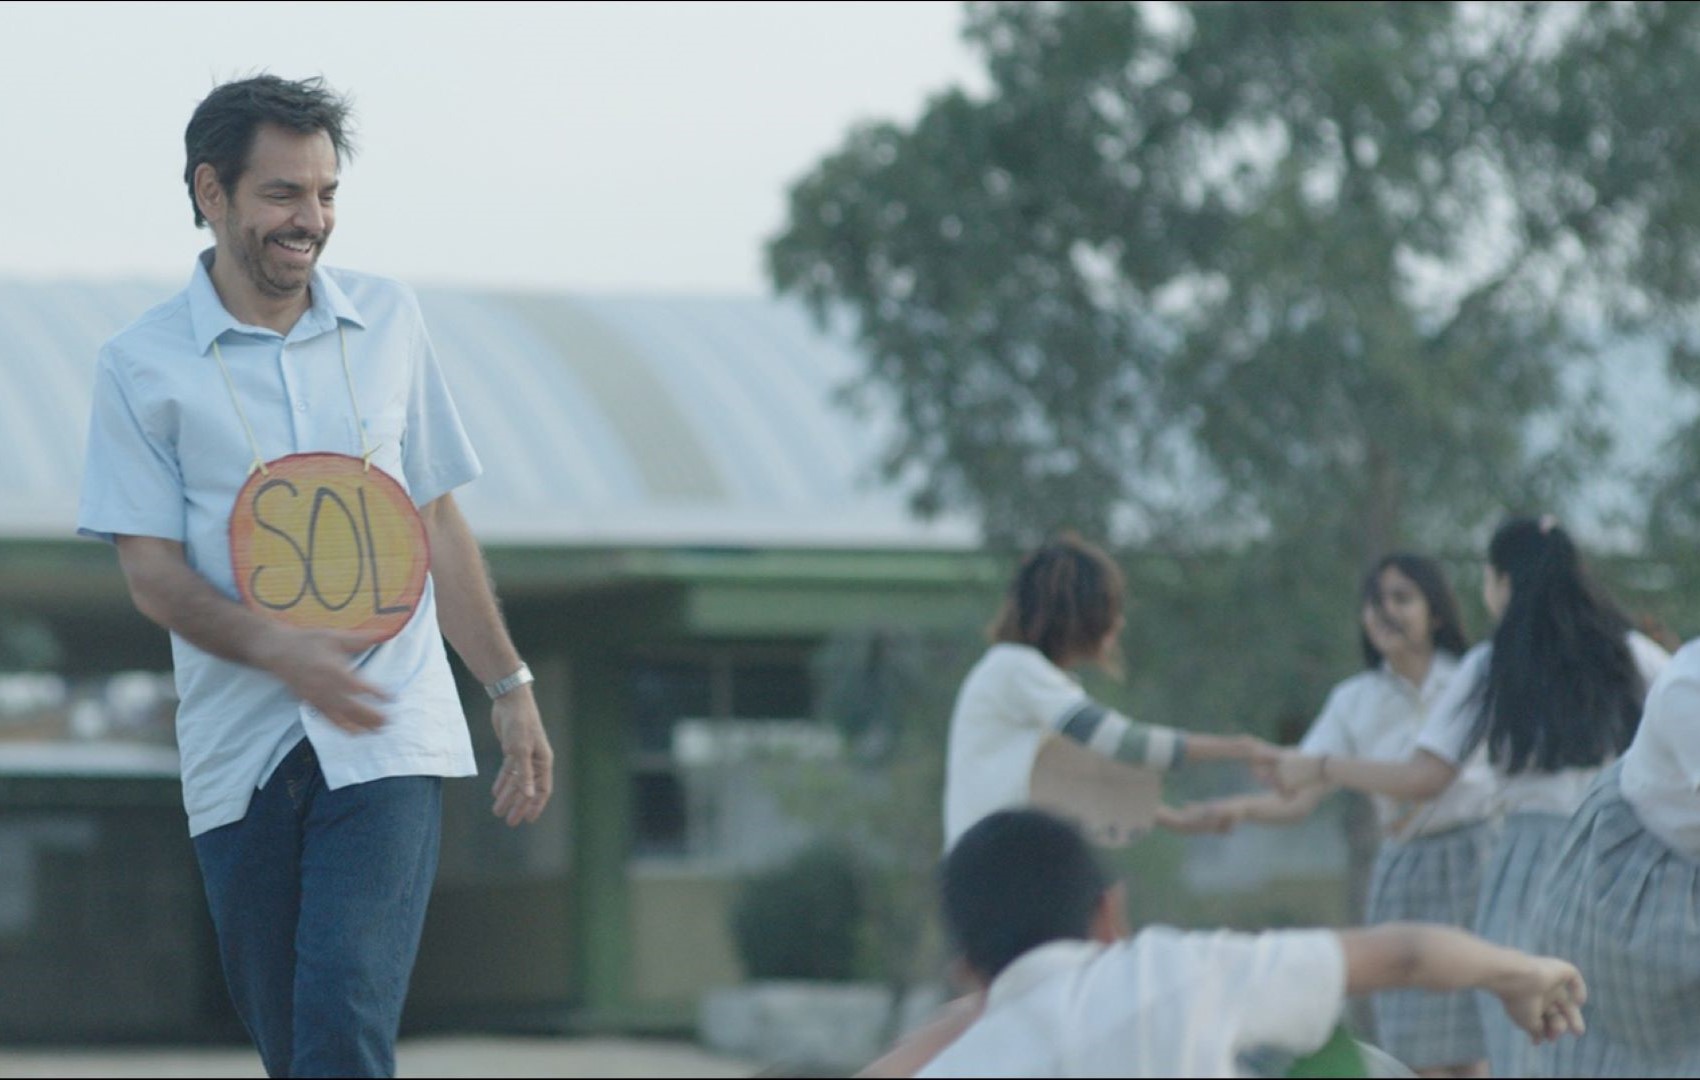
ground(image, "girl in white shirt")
xmin=1526 ymin=639 xmax=1700 ymax=1077
xmin=1269 ymin=517 xmax=1667 ymax=1078
xmin=942 ymin=533 xmax=1275 ymax=850
xmin=1195 ymin=554 xmax=1497 ymax=1078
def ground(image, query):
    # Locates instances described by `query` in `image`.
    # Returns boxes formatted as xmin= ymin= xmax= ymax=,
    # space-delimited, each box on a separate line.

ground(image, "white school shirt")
xmin=1620 ymin=639 xmax=1700 ymax=858
xmin=944 ymin=644 xmax=1185 ymax=850
xmin=1415 ymin=632 xmax=1670 ymax=817
xmin=916 ymin=928 xmax=1346 ymax=1078
xmin=1299 ymin=654 xmax=1495 ymax=840
xmin=77 ymin=250 xmax=482 ymax=836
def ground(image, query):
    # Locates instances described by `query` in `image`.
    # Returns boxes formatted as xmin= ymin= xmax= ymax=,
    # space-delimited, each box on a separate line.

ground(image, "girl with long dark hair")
xmin=1268 ymin=517 xmax=1668 ymax=1078
xmin=1195 ymin=554 xmax=1497 ymax=1077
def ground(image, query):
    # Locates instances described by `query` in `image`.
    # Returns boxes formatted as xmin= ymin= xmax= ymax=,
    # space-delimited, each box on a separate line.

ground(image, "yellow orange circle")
xmin=228 ymin=453 xmax=429 ymax=642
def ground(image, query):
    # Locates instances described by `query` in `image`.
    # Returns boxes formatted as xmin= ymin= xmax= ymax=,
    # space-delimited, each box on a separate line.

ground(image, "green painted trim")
xmin=0 ymin=542 xmax=130 ymax=605
xmin=0 ymin=538 xmax=1003 ymax=598
xmin=682 ymin=581 xmax=995 ymax=636
xmin=567 ymin=649 xmax=634 ymax=1011
xmin=483 ymin=545 xmax=1004 ymax=593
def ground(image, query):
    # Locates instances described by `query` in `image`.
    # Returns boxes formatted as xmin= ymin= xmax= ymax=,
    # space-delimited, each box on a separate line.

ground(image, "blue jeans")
xmin=193 ymin=739 xmax=442 ymax=1078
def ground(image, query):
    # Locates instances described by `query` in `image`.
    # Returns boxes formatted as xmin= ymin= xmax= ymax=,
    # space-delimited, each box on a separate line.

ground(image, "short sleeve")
xmin=1629 ymin=630 xmax=1672 ymax=693
xmin=1198 ymin=929 xmax=1347 ymax=1054
xmin=1639 ymin=650 xmax=1700 ymax=791
xmin=1415 ymin=644 xmax=1490 ymax=765
xmin=76 ymin=348 xmax=186 ymax=544
xmin=1128 ymin=927 xmax=1345 ymax=1064
xmin=1005 ymin=649 xmax=1182 ymax=771
xmin=1299 ymin=683 xmax=1356 ymax=758
xmin=400 ymin=308 xmax=482 ymax=507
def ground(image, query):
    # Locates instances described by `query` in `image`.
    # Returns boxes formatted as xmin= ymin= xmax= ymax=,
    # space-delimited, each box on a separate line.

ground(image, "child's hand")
xmin=1156 ymin=800 xmax=1241 ymax=834
xmin=1269 ymin=750 xmax=1326 ymax=796
xmin=1492 ymin=956 xmax=1587 ymax=1044
xmin=1229 ymin=735 xmax=1283 ymax=770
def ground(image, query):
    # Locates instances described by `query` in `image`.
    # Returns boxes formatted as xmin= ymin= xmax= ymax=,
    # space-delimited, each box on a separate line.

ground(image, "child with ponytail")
xmin=1267 ymin=517 xmax=1667 ymax=1077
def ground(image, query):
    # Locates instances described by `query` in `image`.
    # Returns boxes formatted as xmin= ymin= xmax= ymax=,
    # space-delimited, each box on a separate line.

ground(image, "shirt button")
xmin=295 ymin=400 xmax=308 ymax=413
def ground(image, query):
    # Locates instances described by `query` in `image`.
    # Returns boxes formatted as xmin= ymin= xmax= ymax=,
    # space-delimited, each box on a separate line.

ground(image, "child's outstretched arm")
xmin=1182 ymin=732 xmax=1283 ymax=766
xmin=1339 ymin=923 xmax=1586 ymax=1044
xmin=1177 ymin=785 xmax=1332 ymax=830
xmin=1267 ymin=746 xmax=1456 ymax=801
xmin=1155 ymin=801 xmax=1239 ymax=834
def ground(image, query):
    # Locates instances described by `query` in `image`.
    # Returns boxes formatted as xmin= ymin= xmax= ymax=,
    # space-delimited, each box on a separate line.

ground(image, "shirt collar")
xmin=985 ymin=939 xmax=1105 ymax=1011
xmin=187 ymin=247 xmax=366 ymax=354
xmin=1378 ymin=651 xmax=1458 ymax=703
xmin=1418 ymin=651 xmax=1459 ymax=704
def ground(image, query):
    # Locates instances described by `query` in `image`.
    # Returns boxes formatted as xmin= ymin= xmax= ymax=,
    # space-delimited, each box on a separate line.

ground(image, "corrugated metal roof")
xmin=0 ymin=279 xmax=977 ymax=550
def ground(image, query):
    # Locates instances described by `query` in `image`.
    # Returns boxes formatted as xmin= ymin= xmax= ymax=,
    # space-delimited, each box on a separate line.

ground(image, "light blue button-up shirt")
xmin=78 ymin=251 xmax=483 ymax=836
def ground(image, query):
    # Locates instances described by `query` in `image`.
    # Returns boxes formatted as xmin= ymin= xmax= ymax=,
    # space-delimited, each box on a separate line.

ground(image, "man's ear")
xmin=194 ymin=163 xmax=226 ymax=227
xmin=1090 ymin=881 xmax=1130 ymax=943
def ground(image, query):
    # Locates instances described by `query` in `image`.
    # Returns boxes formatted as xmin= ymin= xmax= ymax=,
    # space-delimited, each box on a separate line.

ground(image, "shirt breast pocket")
xmin=353 ymin=408 xmax=409 ymax=490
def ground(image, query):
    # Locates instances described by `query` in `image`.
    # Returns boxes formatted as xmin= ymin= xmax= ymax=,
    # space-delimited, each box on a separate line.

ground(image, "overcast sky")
xmin=0 ymin=1 xmax=984 ymax=295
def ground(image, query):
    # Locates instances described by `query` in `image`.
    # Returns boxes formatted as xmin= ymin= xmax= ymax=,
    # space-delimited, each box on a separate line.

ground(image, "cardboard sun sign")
xmin=228 ymin=453 xmax=428 ymax=643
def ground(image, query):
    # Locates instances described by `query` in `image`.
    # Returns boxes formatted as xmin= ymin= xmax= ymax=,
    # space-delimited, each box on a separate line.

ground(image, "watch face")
xmin=229 ymin=453 xmax=429 ymax=643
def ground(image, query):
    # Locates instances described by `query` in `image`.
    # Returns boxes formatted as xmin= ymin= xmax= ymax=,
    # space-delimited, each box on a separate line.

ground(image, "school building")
xmin=0 ymin=279 xmax=1000 ymax=1040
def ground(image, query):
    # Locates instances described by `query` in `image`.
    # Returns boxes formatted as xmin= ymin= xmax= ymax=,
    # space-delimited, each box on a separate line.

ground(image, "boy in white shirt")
xmin=888 ymin=809 xmax=1585 ymax=1078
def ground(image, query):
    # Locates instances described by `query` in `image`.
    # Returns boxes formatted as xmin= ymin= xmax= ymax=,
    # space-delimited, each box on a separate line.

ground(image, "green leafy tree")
xmin=770 ymin=1 xmax=1700 ymax=560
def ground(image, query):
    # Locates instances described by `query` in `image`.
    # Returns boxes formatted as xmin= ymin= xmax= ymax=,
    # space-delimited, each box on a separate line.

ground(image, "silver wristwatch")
xmin=484 ymin=662 xmax=534 ymax=700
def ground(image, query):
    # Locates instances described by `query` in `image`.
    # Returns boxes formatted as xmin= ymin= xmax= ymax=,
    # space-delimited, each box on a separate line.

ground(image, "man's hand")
xmin=490 ymin=689 xmax=553 ymax=827
xmin=256 ymin=625 xmax=391 ymax=733
xmin=1491 ymin=956 xmax=1587 ymax=1044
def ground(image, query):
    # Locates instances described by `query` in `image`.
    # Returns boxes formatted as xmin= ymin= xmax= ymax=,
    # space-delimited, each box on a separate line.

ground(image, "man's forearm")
xmin=116 ymin=536 xmax=282 ymax=668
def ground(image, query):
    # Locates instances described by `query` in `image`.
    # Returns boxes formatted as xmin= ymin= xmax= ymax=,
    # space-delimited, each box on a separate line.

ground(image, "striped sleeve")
xmin=1056 ymin=700 xmax=1185 ymax=771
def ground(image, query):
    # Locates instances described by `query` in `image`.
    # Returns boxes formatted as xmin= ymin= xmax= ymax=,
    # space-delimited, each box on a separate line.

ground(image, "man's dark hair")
xmin=183 ymin=74 xmax=356 ymax=228
xmin=941 ymin=810 xmax=1111 ymax=981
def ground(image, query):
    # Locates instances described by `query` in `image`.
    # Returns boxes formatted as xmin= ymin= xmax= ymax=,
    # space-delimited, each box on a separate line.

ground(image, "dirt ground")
xmin=0 ymin=1035 xmax=762 ymax=1078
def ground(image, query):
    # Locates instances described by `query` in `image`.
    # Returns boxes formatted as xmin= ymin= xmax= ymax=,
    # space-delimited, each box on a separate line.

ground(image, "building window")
xmin=629 ymin=652 xmax=835 ymax=870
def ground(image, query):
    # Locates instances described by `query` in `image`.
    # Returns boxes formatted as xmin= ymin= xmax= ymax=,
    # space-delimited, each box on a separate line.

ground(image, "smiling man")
xmin=76 ymin=75 xmax=553 ymax=1078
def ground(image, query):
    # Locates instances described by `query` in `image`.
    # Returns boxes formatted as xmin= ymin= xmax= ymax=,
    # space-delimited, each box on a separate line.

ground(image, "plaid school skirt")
xmin=1364 ymin=822 xmax=1493 ymax=1069
xmin=1472 ymin=810 xmax=1569 ymax=1079
xmin=1528 ymin=761 xmax=1700 ymax=1078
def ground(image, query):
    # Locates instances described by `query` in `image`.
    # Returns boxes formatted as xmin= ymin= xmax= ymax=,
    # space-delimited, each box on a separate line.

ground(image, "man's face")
xmin=206 ymin=124 xmax=339 ymax=300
